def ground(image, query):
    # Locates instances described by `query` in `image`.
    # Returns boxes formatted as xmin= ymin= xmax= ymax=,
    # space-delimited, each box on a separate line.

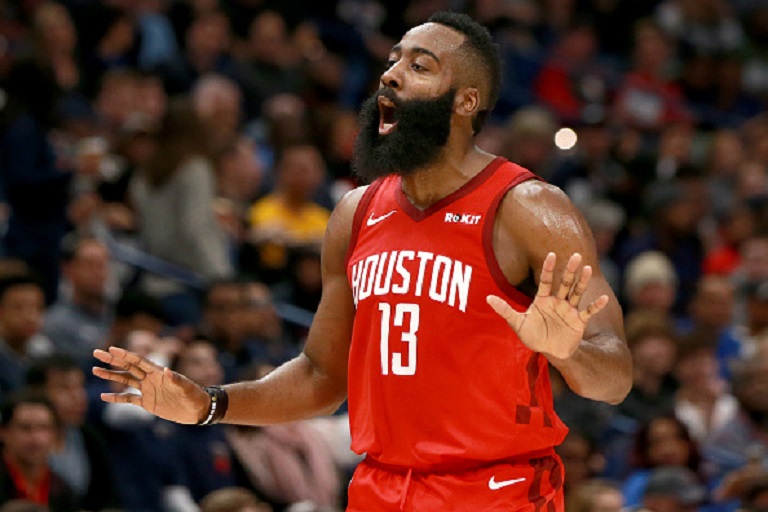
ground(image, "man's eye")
xmin=386 ymin=59 xmax=397 ymax=68
xmin=411 ymin=63 xmax=426 ymax=71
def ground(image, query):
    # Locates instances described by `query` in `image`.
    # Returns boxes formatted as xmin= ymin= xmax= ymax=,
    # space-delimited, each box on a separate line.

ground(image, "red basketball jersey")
xmin=345 ymin=157 xmax=569 ymax=471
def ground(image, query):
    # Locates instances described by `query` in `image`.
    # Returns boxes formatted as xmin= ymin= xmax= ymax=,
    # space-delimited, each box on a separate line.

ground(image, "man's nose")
xmin=380 ymin=64 xmax=402 ymax=90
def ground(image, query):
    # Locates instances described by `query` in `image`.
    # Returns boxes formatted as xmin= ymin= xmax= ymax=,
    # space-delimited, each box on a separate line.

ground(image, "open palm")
xmin=93 ymin=346 xmax=209 ymax=424
xmin=487 ymin=252 xmax=608 ymax=360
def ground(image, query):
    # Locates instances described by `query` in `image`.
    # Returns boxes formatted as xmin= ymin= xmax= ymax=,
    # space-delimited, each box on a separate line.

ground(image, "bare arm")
xmin=493 ymin=180 xmax=632 ymax=404
xmin=222 ymin=188 xmax=361 ymax=423
xmin=93 ymin=187 xmax=364 ymax=425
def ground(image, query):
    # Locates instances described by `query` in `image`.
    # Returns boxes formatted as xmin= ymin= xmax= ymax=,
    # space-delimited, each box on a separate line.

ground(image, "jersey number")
xmin=379 ymin=303 xmax=420 ymax=375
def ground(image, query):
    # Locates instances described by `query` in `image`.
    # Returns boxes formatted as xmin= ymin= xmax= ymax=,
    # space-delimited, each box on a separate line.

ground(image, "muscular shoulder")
xmin=494 ymin=180 xmax=598 ymax=281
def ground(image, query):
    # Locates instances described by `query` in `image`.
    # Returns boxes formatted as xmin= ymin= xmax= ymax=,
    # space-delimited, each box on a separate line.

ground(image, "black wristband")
xmin=197 ymin=385 xmax=229 ymax=426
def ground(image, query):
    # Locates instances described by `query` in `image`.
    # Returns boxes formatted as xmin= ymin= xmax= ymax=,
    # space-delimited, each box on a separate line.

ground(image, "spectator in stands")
xmin=677 ymin=276 xmax=741 ymax=380
xmin=0 ymin=61 xmax=74 ymax=304
xmin=165 ymin=11 xmax=240 ymax=95
xmin=704 ymin=350 xmax=768 ymax=497
xmin=0 ymin=275 xmax=52 ymax=398
xmin=498 ymin=105 xmax=558 ymax=179
xmin=237 ymin=11 xmax=306 ymax=119
xmin=673 ymin=337 xmax=739 ymax=443
xmin=618 ymin=312 xmax=678 ymax=427
xmin=200 ymin=487 xmax=272 ymax=512
xmin=42 ymin=235 xmax=113 ymax=368
xmin=239 ymin=280 xmax=300 ymax=363
xmin=26 ymin=354 xmax=120 ymax=511
xmin=612 ymin=19 xmax=690 ymax=134
xmin=90 ymin=329 xmax=196 ymax=512
xmin=621 ymin=415 xmax=703 ymax=507
xmin=533 ymin=19 xmax=614 ymax=125
xmin=618 ymin=180 xmax=704 ymax=314
xmin=247 ymin=143 xmax=330 ymax=284
xmin=623 ymin=251 xmax=678 ymax=316
xmin=565 ymin=478 xmax=623 ymax=512
xmin=631 ymin=465 xmax=708 ymax=512
xmin=130 ymin=97 xmax=234 ymax=327
xmin=0 ymin=391 xmax=78 ymax=511
xmin=225 ymin=365 xmax=341 ymax=511
xmin=169 ymin=339 xmax=238 ymax=503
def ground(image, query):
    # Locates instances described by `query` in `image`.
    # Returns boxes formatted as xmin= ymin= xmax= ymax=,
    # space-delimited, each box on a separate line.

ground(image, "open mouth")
xmin=378 ymin=96 xmax=398 ymax=135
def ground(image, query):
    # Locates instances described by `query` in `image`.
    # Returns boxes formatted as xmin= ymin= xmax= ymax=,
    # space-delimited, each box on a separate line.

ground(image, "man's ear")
xmin=454 ymin=88 xmax=480 ymax=118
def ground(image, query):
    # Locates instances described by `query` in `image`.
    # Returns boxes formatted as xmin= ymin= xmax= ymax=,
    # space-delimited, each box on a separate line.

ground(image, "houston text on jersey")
xmin=350 ymin=250 xmax=473 ymax=312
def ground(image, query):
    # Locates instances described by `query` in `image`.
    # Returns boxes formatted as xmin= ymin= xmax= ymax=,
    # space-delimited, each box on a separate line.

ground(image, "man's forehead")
xmin=398 ymin=23 xmax=466 ymax=56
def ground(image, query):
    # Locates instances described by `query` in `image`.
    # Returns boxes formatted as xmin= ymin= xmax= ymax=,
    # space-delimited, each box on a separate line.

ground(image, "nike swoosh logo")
xmin=367 ymin=210 xmax=396 ymax=226
xmin=488 ymin=476 xmax=526 ymax=490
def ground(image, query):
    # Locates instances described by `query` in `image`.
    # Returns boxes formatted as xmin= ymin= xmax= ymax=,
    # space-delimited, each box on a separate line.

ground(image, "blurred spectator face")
xmin=193 ymin=75 xmax=242 ymax=148
xmin=204 ymin=282 xmax=245 ymax=339
xmin=264 ymin=94 xmax=310 ymax=151
xmin=736 ymin=162 xmax=768 ymax=201
xmin=1 ymin=403 xmax=56 ymax=469
xmin=633 ymin=22 xmax=672 ymax=75
xmin=96 ymin=72 xmax=140 ymax=129
xmin=689 ymin=276 xmax=734 ymax=330
xmin=186 ymin=12 xmax=231 ymax=64
xmin=136 ymin=75 xmax=167 ymax=125
xmin=175 ymin=341 xmax=223 ymax=388
xmin=659 ymin=123 xmax=693 ymax=161
xmin=34 ymin=2 xmax=76 ymax=54
xmin=216 ymin=139 xmax=263 ymax=203
xmin=278 ymin=145 xmax=326 ymax=202
xmin=632 ymin=334 xmax=677 ymax=379
xmin=632 ymin=282 xmax=676 ymax=313
xmin=566 ymin=479 xmax=623 ymax=512
xmin=559 ymin=24 xmax=597 ymax=65
xmin=742 ymin=237 xmax=768 ymax=281
xmin=65 ymin=239 xmax=110 ymax=302
xmin=556 ymin=431 xmax=599 ymax=491
xmin=733 ymin=354 xmax=768 ymax=416
xmin=239 ymin=283 xmax=281 ymax=340
xmin=0 ymin=283 xmax=45 ymax=345
xmin=675 ymin=348 xmax=725 ymax=398
xmin=248 ymin=11 xmax=290 ymax=66
xmin=590 ymin=489 xmax=623 ymax=512
xmin=709 ymin=130 xmax=744 ymax=176
xmin=45 ymin=367 xmax=87 ymax=426
xmin=646 ymin=417 xmax=693 ymax=467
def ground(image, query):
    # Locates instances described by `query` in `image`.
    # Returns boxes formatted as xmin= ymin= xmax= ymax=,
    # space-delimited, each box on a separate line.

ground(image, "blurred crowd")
xmin=1 ymin=0 xmax=768 ymax=511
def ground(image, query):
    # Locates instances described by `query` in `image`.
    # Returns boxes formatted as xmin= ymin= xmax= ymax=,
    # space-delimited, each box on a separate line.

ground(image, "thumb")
xmin=486 ymin=295 xmax=523 ymax=331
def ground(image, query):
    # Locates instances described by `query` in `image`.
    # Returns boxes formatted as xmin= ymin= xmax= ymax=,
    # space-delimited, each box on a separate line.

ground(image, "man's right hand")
xmin=93 ymin=346 xmax=210 ymax=425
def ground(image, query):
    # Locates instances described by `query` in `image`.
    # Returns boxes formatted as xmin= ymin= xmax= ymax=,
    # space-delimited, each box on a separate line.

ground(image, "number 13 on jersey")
xmin=378 ymin=303 xmax=420 ymax=376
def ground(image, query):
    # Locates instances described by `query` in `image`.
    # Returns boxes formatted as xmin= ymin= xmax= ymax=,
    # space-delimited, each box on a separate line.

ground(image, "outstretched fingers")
xmin=537 ymin=252 xmax=557 ymax=297
xmin=568 ymin=264 xmax=593 ymax=307
xmin=556 ymin=253 xmax=582 ymax=300
xmin=94 ymin=347 xmax=158 ymax=379
xmin=92 ymin=367 xmax=142 ymax=388
xmin=578 ymin=294 xmax=610 ymax=324
xmin=487 ymin=295 xmax=523 ymax=331
xmin=100 ymin=391 xmax=143 ymax=406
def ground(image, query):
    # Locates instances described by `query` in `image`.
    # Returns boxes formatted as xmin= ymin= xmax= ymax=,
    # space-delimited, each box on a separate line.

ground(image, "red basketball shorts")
xmin=347 ymin=453 xmax=564 ymax=511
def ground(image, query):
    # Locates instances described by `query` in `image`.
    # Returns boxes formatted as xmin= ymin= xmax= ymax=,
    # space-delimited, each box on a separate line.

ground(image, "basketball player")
xmin=93 ymin=12 xmax=632 ymax=511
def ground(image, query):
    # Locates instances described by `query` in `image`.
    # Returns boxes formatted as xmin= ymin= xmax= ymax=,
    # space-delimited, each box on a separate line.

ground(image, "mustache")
xmin=376 ymin=87 xmax=401 ymax=106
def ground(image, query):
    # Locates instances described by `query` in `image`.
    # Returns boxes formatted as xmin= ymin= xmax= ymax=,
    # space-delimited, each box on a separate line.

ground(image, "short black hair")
xmin=26 ymin=354 xmax=81 ymax=388
xmin=0 ymin=274 xmax=44 ymax=303
xmin=427 ymin=11 xmax=501 ymax=134
xmin=114 ymin=289 xmax=168 ymax=322
xmin=0 ymin=389 xmax=56 ymax=428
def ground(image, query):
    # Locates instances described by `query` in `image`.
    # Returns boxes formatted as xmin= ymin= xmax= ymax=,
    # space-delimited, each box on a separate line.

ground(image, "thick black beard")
xmin=352 ymin=87 xmax=456 ymax=184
